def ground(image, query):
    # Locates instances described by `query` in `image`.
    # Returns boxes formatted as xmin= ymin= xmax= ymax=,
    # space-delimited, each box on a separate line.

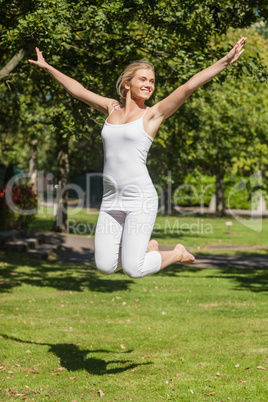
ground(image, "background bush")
xmin=0 ymin=184 xmax=37 ymax=230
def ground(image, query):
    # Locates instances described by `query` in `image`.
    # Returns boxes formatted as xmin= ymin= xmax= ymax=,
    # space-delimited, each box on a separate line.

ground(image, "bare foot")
xmin=174 ymin=244 xmax=195 ymax=264
xmin=147 ymin=239 xmax=159 ymax=253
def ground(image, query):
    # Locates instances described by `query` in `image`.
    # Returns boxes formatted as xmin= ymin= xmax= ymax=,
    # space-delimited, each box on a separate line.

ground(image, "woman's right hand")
xmin=28 ymin=47 xmax=115 ymax=115
xmin=28 ymin=47 xmax=50 ymax=70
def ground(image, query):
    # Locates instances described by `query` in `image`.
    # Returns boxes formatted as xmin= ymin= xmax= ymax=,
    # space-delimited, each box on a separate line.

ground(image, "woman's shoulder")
xmin=107 ymin=100 xmax=122 ymax=114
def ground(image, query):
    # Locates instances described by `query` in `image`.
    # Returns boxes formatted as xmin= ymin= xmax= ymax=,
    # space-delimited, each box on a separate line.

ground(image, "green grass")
xmin=0 ymin=254 xmax=267 ymax=401
xmin=29 ymin=208 xmax=268 ymax=256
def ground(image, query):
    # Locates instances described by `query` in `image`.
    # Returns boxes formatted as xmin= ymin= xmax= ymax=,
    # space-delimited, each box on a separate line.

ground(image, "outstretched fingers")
xmin=238 ymin=37 xmax=247 ymax=48
xmin=29 ymin=48 xmax=38 ymax=64
xmin=35 ymin=47 xmax=45 ymax=61
xmin=28 ymin=47 xmax=48 ymax=68
xmin=229 ymin=37 xmax=247 ymax=64
xmin=237 ymin=37 xmax=246 ymax=52
xmin=237 ymin=37 xmax=247 ymax=45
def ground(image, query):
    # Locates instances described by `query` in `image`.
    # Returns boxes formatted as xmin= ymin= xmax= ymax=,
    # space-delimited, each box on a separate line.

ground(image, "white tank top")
xmin=101 ymin=106 xmax=154 ymax=185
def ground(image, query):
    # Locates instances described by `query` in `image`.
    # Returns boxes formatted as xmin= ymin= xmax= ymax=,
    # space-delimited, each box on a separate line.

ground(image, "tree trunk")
xmin=29 ymin=139 xmax=38 ymax=192
xmin=215 ymin=169 xmax=225 ymax=216
xmin=0 ymin=48 xmax=26 ymax=80
xmin=53 ymin=138 xmax=69 ymax=232
xmin=163 ymin=171 xmax=172 ymax=215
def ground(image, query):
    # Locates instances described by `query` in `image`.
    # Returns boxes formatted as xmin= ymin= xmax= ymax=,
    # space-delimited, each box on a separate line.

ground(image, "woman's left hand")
xmin=225 ymin=37 xmax=247 ymax=65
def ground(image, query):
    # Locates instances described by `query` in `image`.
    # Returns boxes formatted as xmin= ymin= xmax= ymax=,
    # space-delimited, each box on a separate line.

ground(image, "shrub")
xmin=173 ymin=173 xmax=267 ymax=210
xmin=0 ymin=184 xmax=38 ymax=230
xmin=173 ymin=174 xmax=215 ymax=207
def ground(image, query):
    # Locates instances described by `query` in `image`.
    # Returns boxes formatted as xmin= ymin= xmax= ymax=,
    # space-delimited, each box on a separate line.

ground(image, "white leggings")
xmin=94 ymin=178 xmax=162 ymax=278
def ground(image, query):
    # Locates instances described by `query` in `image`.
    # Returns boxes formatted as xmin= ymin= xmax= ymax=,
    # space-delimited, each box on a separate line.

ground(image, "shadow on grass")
xmin=1 ymin=253 xmax=267 ymax=294
xmin=161 ymin=254 xmax=268 ymax=272
xmin=159 ymin=262 xmax=268 ymax=293
xmin=0 ymin=253 xmax=133 ymax=294
xmin=1 ymin=334 xmax=150 ymax=375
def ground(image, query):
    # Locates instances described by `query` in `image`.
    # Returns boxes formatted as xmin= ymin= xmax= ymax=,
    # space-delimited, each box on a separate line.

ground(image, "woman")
xmin=29 ymin=37 xmax=246 ymax=278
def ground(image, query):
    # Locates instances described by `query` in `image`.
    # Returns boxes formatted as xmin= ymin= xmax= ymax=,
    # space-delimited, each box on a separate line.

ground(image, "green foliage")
xmin=0 ymin=184 xmax=37 ymax=230
xmin=0 ymin=0 xmax=268 ymax=208
xmin=170 ymin=172 xmax=268 ymax=210
xmin=175 ymin=28 xmax=268 ymax=212
xmin=172 ymin=173 xmax=215 ymax=206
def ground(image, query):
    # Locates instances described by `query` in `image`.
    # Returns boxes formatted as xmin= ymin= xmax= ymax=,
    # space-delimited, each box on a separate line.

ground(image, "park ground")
xmin=0 ymin=213 xmax=267 ymax=401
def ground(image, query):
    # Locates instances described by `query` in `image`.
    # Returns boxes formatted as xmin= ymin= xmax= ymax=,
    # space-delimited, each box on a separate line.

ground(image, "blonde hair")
xmin=116 ymin=60 xmax=155 ymax=100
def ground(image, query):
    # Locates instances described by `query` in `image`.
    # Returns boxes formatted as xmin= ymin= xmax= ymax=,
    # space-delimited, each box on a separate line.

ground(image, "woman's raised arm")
xmin=29 ymin=48 xmax=116 ymax=114
xmin=153 ymin=37 xmax=247 ymax=122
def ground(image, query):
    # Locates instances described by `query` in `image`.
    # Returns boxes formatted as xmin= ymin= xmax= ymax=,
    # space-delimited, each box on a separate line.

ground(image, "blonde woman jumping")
xmin=29 ymin=37 xmax=246 ymax=278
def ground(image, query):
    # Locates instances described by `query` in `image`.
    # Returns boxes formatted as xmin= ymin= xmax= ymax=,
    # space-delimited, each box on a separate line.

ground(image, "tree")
xmin=180 ymin=28 xmax=268 ymax=215
xmin=1 ymin=0 xmax=267 ymax=228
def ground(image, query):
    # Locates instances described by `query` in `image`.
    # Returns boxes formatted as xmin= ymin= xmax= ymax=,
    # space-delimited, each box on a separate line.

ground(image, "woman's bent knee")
xmin=95 ymin=258 xmax=118 ymax=276
xmin=96 ymin=267 xmax=114 ymax=276
xmin=122 ymin=252 xmax=161 ymax=278
xmin=123 ymin=270 xmax=142 ymax=279
xmin=122 ymin=263 xmax=143 ymax=279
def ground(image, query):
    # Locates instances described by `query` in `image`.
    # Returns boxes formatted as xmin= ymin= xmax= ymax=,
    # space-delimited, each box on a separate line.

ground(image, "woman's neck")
xmin=124 ymin=96 xmax=146 ymax=113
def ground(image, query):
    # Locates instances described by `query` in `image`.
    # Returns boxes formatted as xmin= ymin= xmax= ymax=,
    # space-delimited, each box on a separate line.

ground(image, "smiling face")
xmin=124 ymin=68 xmax=155 ymax=101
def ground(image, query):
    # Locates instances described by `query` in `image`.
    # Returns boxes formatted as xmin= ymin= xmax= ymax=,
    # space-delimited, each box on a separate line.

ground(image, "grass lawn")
xmin=29 ymin=208 xmax=268 ymax=256
xmin=0 ymin=254 xmax=267 ymax=401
